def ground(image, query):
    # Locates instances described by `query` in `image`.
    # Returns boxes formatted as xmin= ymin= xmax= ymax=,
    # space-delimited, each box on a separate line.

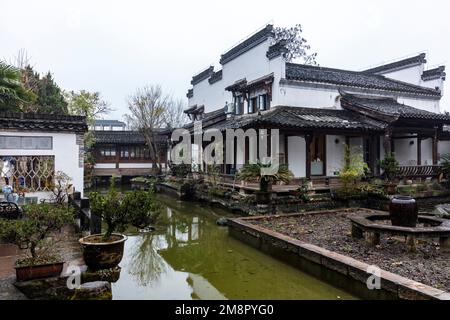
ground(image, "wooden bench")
xmin=0 ymin=201 xmax=22 ymax=220
xmin=397 ymin=165 xmax=443 ymax=181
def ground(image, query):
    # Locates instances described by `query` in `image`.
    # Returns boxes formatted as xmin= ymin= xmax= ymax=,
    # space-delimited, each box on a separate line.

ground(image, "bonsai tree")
xmin=89 ymin=181 xmax=162 ymax=240
xmin=50 ymin=171 xmax=72 ymax=204
xmin=0 ymin=203 xmax=74 ymax=267
xmin=379 ymin=152 xmax=400 ymax=182
xmin=238 ymin=161 xmax=294 ymax=192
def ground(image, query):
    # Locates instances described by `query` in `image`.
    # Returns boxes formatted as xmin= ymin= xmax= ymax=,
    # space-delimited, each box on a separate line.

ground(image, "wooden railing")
xmin=397 ymin=165 xmax=442 ymax=179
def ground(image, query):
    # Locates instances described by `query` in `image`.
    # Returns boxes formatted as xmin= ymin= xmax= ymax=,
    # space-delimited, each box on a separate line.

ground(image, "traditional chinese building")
xmin=0 ymin=112 xmax=87 ymax=201
xmin=91 ymin=129 xmax=168 ymax=179
xmin=182 ymin=24 xmax=450 ymax=184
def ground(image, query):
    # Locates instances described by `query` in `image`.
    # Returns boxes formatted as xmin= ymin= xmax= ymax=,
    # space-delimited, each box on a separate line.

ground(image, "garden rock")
xmin=216 ymin=217 xmax=228 ymax=226
xmin=71 ymin=281 xmax=112 ymax=300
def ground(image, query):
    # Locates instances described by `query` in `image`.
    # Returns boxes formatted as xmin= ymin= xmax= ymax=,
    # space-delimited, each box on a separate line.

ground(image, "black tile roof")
xmin=340 ymin=93 xmax=450 ymax=122
xmin=191 ymin=66 xmax=214 ymax=85
xmin=186 ymin=88 xmax=193 ymax=99
xmin=220 ymin=25 xmax=274 ymax=65
xmin=422 ymin=66 xmax=446 ymax=81
xmin=285 ymin=63 xmax=441 ymax=97
xmin=266 ymin=40 xmax=288 ymax=60
xmin=0 ymin=112 xmax=87 ymax=133
xmin=363 ymin=53 xmax=426 ymax=74
xmin=183 ymin=108 xmax=226 ymax=132
xmin=209 ymin=106 xmax=386 ymax=132
xmin=208 ymin=70 xmax=223 ymax=84
xmin=93 ymin=130 xmax=167 ymax=145
xmin=94 ymin=119 xmax=125 ymax=127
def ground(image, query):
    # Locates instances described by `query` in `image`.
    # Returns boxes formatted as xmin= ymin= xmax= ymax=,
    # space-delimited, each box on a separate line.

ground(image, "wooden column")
xmin=116 ymin=145 xmax=120 ymax=169
xmin=369 ymin=135 xmax=377 ymax=175
xmin=284 ymin=134 xmax=289 ymax=165
xmin=305 ymin=133 xmax=313 ymax=179
xmin=417 ymin=136 xmax=422 ymax=166
xmin=432 ymin=128 xmax=438 ymax=165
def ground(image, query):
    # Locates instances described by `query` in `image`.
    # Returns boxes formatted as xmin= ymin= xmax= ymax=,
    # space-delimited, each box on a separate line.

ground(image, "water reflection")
xmin=112 ymin=195 xmax=357 ymax=300
xmin=127 ymin=233 xmax=168 ymax=287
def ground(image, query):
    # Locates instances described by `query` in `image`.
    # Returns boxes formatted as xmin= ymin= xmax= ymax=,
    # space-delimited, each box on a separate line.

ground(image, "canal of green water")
xmin=107 ymin=193 xmax=356 ymax=300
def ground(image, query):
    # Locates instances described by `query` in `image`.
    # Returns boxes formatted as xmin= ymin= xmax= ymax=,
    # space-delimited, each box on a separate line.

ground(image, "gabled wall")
xmin=188 ymin=35 xmax=285 ymax=113
xmin=376 ymin=64 xmax=425 ymax=86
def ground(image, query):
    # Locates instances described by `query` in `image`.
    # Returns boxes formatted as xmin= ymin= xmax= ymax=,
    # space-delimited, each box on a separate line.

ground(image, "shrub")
xmin=169 ymin=162 xmax=191 ymax=179
xmin=123 ymin=190 xmax=161 ymax=229
xmin=89 ymin=181 xmax=162 ymax=239
xmin=0 ymin=203 xmax=74 ymax=266
xmin=297 ymin=178 xmax=310 ymax=203
xmin=336 ymin=145 xmax=369 ymax=197
xmin=379 ymin=152 xmax=399 ymax=182
xmin=90 ymin=183 xmax=127 ymax=240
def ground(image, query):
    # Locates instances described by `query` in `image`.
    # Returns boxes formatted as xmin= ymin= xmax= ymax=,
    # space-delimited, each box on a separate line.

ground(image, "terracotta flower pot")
xmin=15 ymin=262 xmax=64 ymax=282
xmin=389 ymin=196 xmax=418 ymax=227
xmin=79 ymin=233 xmax=127 ymax=271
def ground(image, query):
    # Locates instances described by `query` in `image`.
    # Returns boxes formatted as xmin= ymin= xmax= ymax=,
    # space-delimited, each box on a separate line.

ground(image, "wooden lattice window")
xmin=0 ymin=156 xmax=55 ymax=192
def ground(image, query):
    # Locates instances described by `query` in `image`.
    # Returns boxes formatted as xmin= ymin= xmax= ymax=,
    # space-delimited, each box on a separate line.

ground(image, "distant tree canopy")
xmin=272 ymin=24 xmax=317 ymax=64
xmin=0 ymin=61 xmax=36 ymax=112
xmin=1 ymin=60 xmax=68 ymax=114
xmin=125 ymin=84 xmax=188 ymax=171
xmin=66 ymin=90 xmax=112 ymax=148
xmin=20 ymin=66 xmax=68 ymax=114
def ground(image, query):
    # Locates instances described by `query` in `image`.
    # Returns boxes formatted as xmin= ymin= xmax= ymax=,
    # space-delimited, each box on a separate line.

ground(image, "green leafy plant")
xmin=441 ymin=153 xmax=450 ymax=186
xmin=169 ymin=162 xmax=191 ymax=179
xmin=0 ymin=203 xmax=74 ymax=267
xmin=89 ymin=182 xmax=128 ymax=241
xmin=335 ymin=145 xmax=370 ymax=199
xmin=379 ymin=152 xmax=400 ymax=182
xmin=238 ymin=161 xmax=294 ymax=192
xmin=123 ymin=190 xmax=162 ymax=229
xmin=89 ymin=181 xmax=162 ymax=240
xmin=297 ymin=178 xmax=311 ymax=203
xmin=0 ymin=61 xmax=36 ymax=112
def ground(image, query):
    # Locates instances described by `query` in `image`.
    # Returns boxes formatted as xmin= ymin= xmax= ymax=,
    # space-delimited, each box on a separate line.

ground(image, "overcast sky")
xmin=1 ymin=0 xmax=449 ymax=119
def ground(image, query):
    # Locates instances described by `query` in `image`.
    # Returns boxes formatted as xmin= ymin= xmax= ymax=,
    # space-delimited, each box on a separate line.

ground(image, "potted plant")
xmin=379 ymin=153 xmax=400 ymax=195
xmin=79 ymin=183 xmax=161 ymax=270
xmin=0 ymin=203 xmax=74 ymax=282
xmin=238 ymin=162 xmax=294 ymax=204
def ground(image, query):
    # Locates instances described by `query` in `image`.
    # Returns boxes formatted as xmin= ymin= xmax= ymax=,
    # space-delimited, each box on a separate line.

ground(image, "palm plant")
xmin=0 ymin=61 xmax=36 ymax=111
xmin=238 ymin=162 xmax=294 ymax=192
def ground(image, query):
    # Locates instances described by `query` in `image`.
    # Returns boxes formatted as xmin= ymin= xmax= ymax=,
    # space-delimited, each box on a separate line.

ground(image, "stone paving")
xmin=0 ymin=244 xmax=27 ymax=300
xmin=0 ymin=225 xmax=84 ymax=300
